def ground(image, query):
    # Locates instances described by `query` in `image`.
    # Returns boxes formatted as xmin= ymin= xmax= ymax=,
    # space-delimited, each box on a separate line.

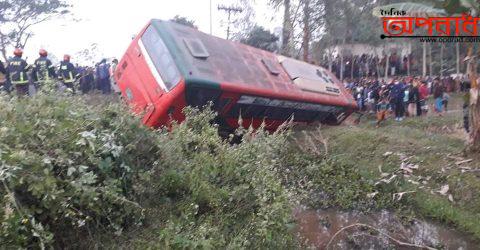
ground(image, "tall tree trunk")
xmin=422 ymin=42 xmax=427 ymax=77
xmin=440 ymin=44 xmax=444 ymax=78
xmin=281 ymin=0 xmax=292 ymax=56
xmin=340 ymin=53 xmax=344 ymax=81
xmin=407 ymin=42 xmax=411 ymax=76
xmin=324 ymin=0 xmax=335 ymax=71
xmin=467 ymin=44 xmax=480 ymax=150
xmin=340 ymin=38 xmax=346 ymax=80
xmin=351 ymin=57 xmax=354 ymax=79
xmin=375 ymin=54 xmax=380 ymax=77
xmin=328 ymin=53 xmax=333 ymax=72
xmin=302 ymin=0 xmax=310 ymax=62
xmin=407 ymin=55 xmax=410 ymax=76
xmin=385 ymin=49 xmax=389 ymax=79
xmin=0 ymin=33 xmax=7 ymax=62
xmin=456 ymin=43 xmax=460 ymax=75
xmin=366 ymin=59 xmax=370 ymax=77
xmin=429 ymin=43 xmax=433 ymax=77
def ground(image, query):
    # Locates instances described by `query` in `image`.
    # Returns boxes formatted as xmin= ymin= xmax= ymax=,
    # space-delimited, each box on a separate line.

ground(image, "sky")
xmin=23 ymin=0 xmax=282 ymax=64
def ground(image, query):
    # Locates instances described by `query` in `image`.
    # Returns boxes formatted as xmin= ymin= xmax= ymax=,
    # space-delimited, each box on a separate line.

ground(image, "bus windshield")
xmin=140 ymin=25 xmax=181 ymax=91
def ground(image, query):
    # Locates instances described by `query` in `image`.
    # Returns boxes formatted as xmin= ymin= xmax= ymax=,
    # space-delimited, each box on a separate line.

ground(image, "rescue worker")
xmin=6 ymin=48 xmax=30 ymax=96
xmin=31 ymin=49 xmax=56 ymax=91
xmin=58 ymin=54 xmax=79 ymax=93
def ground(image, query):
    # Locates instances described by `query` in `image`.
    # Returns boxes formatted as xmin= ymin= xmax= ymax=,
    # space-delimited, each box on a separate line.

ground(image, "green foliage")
xmin=126 ymin=107 xmax=399 ymax=248
xmin=240 ymin=25 xmax=279 ymax=52
xmin=414 ymin=192 xmax=480 ymax=239
xmin=321 ymin=105 xmax=480 ymax=242
xmin=0 ymin=93 xmax=154 ymax=248
xmin=133 ymin=107 xmax=297 ymax=248
xmin=170 ymin=15 xmax=197 ymax=29
xmin=0 ymin=93 xmax=400 ymax=248
xmin=0 ymin=0 xmax=71 ymax=59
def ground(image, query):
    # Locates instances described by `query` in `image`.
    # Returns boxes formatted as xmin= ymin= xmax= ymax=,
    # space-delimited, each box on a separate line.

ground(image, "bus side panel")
xmin=116 ymin=53 xmax=153 ymax=123
xmin=129 ymin=41 xmax=165 ymax=102
xmin=146 ymin=80 xmax=187 ymax=128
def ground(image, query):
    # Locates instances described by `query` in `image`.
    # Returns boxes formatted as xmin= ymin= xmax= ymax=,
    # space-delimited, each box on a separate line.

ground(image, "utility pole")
xmin=210 ymin=0 xmax=213 ymax=34
xmin=217 ymin=5 xmax=242 ymax=40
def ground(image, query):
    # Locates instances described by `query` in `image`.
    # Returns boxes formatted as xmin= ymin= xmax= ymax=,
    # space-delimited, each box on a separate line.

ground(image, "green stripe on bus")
xmin=184 ymin=77 xmax=221 ymax=90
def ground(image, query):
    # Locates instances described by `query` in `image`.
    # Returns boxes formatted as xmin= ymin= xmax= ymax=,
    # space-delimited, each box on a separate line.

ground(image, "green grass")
xmin=313 ymin=106 xmax=480 ymax=240
xmin=3 ymin=92 xmax=477 ymax=248
xmin=414 ymin=192 xmax=480 ymax=239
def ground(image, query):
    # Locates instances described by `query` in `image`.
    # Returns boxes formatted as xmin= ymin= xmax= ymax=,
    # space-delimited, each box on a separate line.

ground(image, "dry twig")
xmin=325 ymin=223 xmax=437 ymax=250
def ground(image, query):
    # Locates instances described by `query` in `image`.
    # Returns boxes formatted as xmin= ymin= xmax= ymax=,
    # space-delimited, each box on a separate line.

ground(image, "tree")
xmin=318 ymin=0 xmax=380 ymax=79
xmin=0 ymin=0 xmax=71 ymax=61
xmin=269 ymin=0 xmax=293 ymax=56
xmin=299 ymin=0 xmax=324 ymax=62
xmin=240 ymin=26 xmax=279 ymax=52
xmin=170 ymin=15 xmax=197 ymax=29
xmin=219 ymin=0 xmax=256 ymax=41
xmin=374 ymin=0 xmax=480 ymax=149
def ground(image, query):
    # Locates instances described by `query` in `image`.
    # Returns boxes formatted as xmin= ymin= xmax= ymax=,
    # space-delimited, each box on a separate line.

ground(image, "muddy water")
xmin=295 ymin=209 xmax=479 ymax=249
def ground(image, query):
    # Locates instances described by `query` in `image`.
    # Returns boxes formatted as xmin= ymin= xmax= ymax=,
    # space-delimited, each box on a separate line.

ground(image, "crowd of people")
xmin=0 ymin=47 xmax=472 ymax=132
xmin=345 ymin=75 xmax=470 ymax=130
xmin=0 ymin=48 xmax=119 ymax=96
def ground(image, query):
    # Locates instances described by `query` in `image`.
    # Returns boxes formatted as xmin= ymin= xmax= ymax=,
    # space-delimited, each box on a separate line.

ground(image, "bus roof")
xmin=151 ymin=19 xmax=353 ymax=106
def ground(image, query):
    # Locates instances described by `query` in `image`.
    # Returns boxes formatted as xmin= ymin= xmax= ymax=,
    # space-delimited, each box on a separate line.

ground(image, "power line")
xmin=217 ymin=5 xmax=243 ymax=40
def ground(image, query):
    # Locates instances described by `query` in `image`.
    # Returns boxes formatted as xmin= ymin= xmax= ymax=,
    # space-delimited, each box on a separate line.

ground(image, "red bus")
xmin=114 ymin=19 xmax=357 ymax=131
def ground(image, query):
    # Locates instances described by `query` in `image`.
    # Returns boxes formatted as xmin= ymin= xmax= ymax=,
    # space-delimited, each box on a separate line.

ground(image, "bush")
xmin=0 ymin=94 xmax=156 ymax=248
xmin=133 ymin=108 xmax=297 ymax=248
xmin=0 ymin=93 xmax=397 ymax=248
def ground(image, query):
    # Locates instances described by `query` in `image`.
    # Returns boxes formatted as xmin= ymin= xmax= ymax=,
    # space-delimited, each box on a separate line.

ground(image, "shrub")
xmin=0 ymin=94 xmax=156 ymax=248
xmin=0 ymin=93 xmax=398 ymax=248
xmin=133 ymin=107 xmax=297 ymax=248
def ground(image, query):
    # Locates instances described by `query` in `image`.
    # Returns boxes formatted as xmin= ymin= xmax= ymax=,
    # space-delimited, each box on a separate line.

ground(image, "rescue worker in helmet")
xmin=31 ymin=49 xmax=56 ymax=91
xmin=6 ymin=48 xmax=31 ymax=96
xmin=58 ymin=54 xmax=79 ymax=93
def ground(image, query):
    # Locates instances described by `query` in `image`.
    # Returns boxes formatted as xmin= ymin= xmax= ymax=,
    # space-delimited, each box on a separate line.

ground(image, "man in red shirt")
xmin=418 ymin=82 xmax=429 ymax=116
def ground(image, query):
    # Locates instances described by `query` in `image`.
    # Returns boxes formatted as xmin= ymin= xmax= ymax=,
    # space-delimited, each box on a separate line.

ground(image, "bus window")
xmin=277 ymin=55 xmax=340 ymax=96
xmin=140 ymin=25 xmax=181 ymax=91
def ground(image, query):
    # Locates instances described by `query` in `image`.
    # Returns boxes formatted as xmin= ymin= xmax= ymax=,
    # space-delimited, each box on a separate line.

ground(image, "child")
xmin=376 ymin=96 xmax=389 ymax=127
xmin=442 ymin=92 xmax=450 ymax=112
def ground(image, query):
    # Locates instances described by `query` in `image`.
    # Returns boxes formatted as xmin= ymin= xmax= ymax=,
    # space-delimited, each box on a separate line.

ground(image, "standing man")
xmin=7 ymin=48 xmax=30 ymax=96
xmin=419 ymin=81 xmax=429 ymax=116
xmin=31 ymin=49 xmax=56 ymax=92
xmin=78 ymin=66 xmax=95 ymax=94
xmin=96 ymin=59 xmax=111 ymax=94
xmin=391 ymin=79 xmax=405 ymax=121
xmin=109 ymin=58 xmax=120 ymax=94
xmin=58 ymin=54 xmax=79 ymax=93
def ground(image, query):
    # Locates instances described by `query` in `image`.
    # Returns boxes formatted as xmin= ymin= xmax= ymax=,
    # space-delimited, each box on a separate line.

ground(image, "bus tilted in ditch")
xmin=114 ymin=19 xmax=357 ymax=131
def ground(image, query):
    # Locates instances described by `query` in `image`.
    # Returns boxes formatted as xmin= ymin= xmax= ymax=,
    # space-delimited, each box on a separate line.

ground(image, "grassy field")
xmin=306 ymin=94 xmax=480 ymax=240
xmin=2 ymin=92 xmax=478 ymax=248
